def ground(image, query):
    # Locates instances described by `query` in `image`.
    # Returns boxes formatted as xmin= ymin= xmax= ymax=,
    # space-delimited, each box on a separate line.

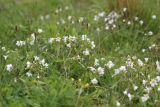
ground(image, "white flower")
xmin=2 ymin=47 xmax=6 ymax=51
xmin=83 ymin=49 xmax=90 ymax=56
xmin=91 ymin=41 xmax=96 ymax=49
xmin=142 ymin=80 xmax=147 ymax=85
xmin=88 ymin=67 xmax=96 ymax=73
xmin=158 ymin=87 xmax=160 ymax=92
xmin=142 ymin=49 xmax=145 ymax=53
xmin=38 ymin=28 xmax=43 ymax=33
xmin=119 ymin=66 xmax=126 ymax=71
xmin=105 ymin=61 xmax=115 ymax=69
xmin=30 ymin=33 xmax=35 ymax=45
xmin=145 ymin=86 xmax=151 ymax=93
xmin=34 ymin=56 xmax=40 ymax=61
xmin=94 ymin=58 xmax=99 ymax=66
xmin=116 ymin=101 xmax=121 ymax=107
xmin=6 ymin=64 xmax=13 ymax=72
xmin=3 ymin=55 xmax=8 ymax=60
xmin=16 ymin=41 xmax=26 ymax=47
xmin=150 ymin=79 xmax=157 ymax=87
xmin=97 ymin=67 xmax=105 ymax=75
xmin=98 ymin=11 xmax=105 ymax=17
xmin=156 ymin=76 xmax=160 ymax=82
xmin=66 ymin=43 xmax=71 ymax=48
xmin=91 ymin=78 xmax=98 ymax=84
xmin=68 ymin=16 xmax=72 ymax=20
xmin=152 ymin=15 xmax=157 ymax=20
xmin=133 ymin=85 xmax=138 ymax=91
xmin=108 ymin=19 xmax=114 ymax=25
xmin=55 ymin=37 xmax=61 ymax=42
xmin=81 ymin=35 xmax=87 ymax=41
xmin=79 ymin=17 xmax=84 ymax=23
xmin=156 ymin=61 xmax=160 ymax=72
xmin=141 ymin=94 xmax=149 ymax=102
xmin=134 ymin=17 xmax=139 ymax=21
xmin=148 ymin=31 xmax=153 ymax=36
xmin=137 ymin=59 xmax=144 ymax=66
xmin=126 ymin=59 xmax=133 ymax=68
xmin=63 ymin=36 xmax=68 ymax=43
xmin=48 ymin=38 xmax=55 ymax=44
xmin=123 ymin=90 xmax=128 ymax=95
xmin=144 ymin=58 xmax=149 ymax=62
xmin=139 ymin=20 xmax=144 ymax=25
xmin=127 ymin=21 xmax=131 ymax=25
xmin=94 ymin=15 xmax=99 ymax=21
xmin=123 ymin=7 xmax=127 ymax=12
xmin=69 ymin=36 xmax=76 ymax=42
xmin=26 ymin=72 xmax=32 ymax=77
xmin=127 ymin=93 xmax=133 ymax=101
xmin=26 ymin=61 xmax=32 ymax=69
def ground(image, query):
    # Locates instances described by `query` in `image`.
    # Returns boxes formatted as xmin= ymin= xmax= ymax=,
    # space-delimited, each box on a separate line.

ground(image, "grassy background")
xmin=0 ymin=0 xmax=160 ymax=107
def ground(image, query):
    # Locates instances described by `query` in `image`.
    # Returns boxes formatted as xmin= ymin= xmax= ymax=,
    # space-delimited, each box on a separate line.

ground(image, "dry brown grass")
xmin=108 ymin=0 xmax=145 ymax=18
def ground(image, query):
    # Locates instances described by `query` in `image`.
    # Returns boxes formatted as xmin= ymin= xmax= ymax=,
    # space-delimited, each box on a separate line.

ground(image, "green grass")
xmin=0 ymin=0 xmax=160 ymax=107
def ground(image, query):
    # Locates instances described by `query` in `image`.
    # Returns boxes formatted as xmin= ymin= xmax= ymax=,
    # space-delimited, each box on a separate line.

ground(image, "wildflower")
xmin=123 ymin=7 xmax=127 ymax=12
xmin=2 ymin=47 xmax=6 ymax=51
xmin=30 ymin=33 xmax=35 ymax=45
xmin=91 ymin=78 xmax=98 ymax=84
xmin=144 ymin=58 xmax=149 ymax=62
xmin=119 ymin=66 xmax=126 ymax=71
xmin=126 ymin=58 xmax=134 ymax=68
xmin=127 ymin=21 xmax=131 ymax=25
xmin=137 ymin=59 xmax=144 ymax=66
xmin=3 ymin=55 xmax=8 ymax=60
xmin=16 ymin=41 xmax=26 ymax=47
xmin=123 ymin=90 xmax=128 ymax=95
xmin=66 ymin=43 xmax=71 ymax=48
xmin=63 ymin=36 xmax=68 ymax=43
xmin=91 ymin=41 xmax=96 ymax=49
xmin=141 ymin=94 xmax=149 ymax=102
xmin=116 ymin=101 xmax=121 ymax=107
xmin=158 ymin=87 xmax=160 ymax=92
xmin=38 ymin=28 xmax=43 ymax=33
xmin=97 ymin=67 xmax=105 ymax=75
xmin=142 ymin=80 xmax=147 ymax=85
xmin=94 ymin=58 xmax=99 ymax=66
xmin=150 ymin=79 xmax=157 ymax=87
xmin=68 ymin=16 xmax=72 ymax=20
xmin=145 ymin=86 xmax=151 ymax=93
xmin=69 ymin=36 xmax=76 ymax=42
xmin=39 ymin=59 xmax=48 ymax=68
xmin=156 ymin=61 xmax=160 ymax=72
xmin=26 ymin=61 xmax=32 ymax=69
xmin=105 ymin=61 xmax=115 ymax=69
xmin=133 ymin=85 xmax=138 ymax=91
xmin=142 ymin=49 xmax=145 ymax=53
xmin=26 ymin=72 xmax=32 ymax=77
xmin=34 ymin=56 xmax=40 ymax=61
xmin=127 ymin=93 xmax=133 ymax=101
xmin=98 ymin=11 xmax=105 ymax=17
xmin=139 ymin=20 xmax=144 ymax=25
xmin=81 ymin=34 xmax=87 ymax=41
xmin=83 ymin=49 xmax=90 ymax=56
xmin=148 ymin=31 xmax=153 ymax=36
xmin=134 ymin=17 xmax=139 ymax=21
xmin=79 ymin=17 xmax=84 ymax=23
xmin=6 ymin=64 xmax=13 ymax=72
xmin=88 ymin=67 xmax=96 ymax=73
xmin=48 ymin=38 xmax=54 ymax=44
xmin=55 ymin=37 xmax=61 ymax=42
xmin=152 ymin=15 xmax=157 ymax=20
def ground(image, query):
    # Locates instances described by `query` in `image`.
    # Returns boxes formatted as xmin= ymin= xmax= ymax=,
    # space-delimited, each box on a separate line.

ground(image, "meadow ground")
xmin=0 ymin=0 xmax=160 ymax=107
